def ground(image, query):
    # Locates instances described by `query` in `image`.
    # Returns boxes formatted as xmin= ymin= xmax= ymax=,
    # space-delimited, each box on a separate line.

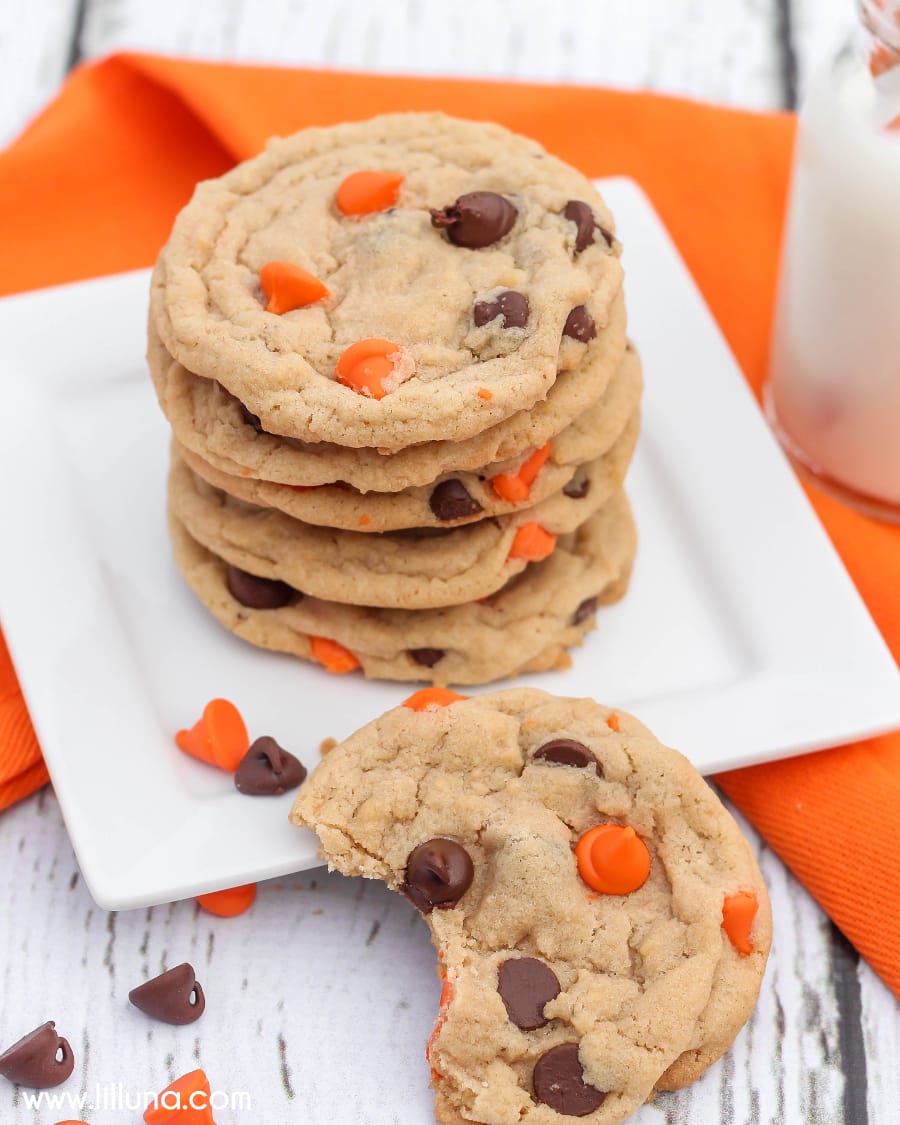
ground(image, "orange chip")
xmin=426 ymin=977 xmax=455 ymax=1076
xmin=336 ymin=170 xmax=404 ymax=215
xmin=259 ymin=261 xmax=329 ymax=314
xmin=507 ymin=522 xmax=557 ymax=562
xmin=143 ymin=1068 xmax=214 ymax=1124
xmin=477 ymin=388 xmax=493 ymax=400
xmin=870 ymin=42 xmax=898 ymax=77
xmin=196 ymin=883 xmax=257 ymax=918
xmin=722 ymin=891 xmax=759 ymax=956
xmin=607 ymin=714 xmax=620 ymax=731
xmin=491 ymin=442 xmax=551 ymax=503
xmin=403 ymin=687 xmax=468 ymax=712
xmin=310 ymin=635 xmax=361 ymax=674
xmin=575 ymin=824 xmax=651 ymax=895
xmin=175 ymin=698 xmax=250 ymax=772
xmin=359 ymin=514 xmax=372 ymax=527
xmin=336 ymin=337 xmax=408 ymax=399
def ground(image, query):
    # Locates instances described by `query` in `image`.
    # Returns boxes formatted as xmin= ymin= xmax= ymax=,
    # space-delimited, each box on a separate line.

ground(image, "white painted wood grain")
xmin=77 ymin=0 xmax=784 ymax=106
xmin=0 ymin=0 xmax=857 ymax=145
xmin=791 ymin=0 xmax=856 ymax=101
xmin=861 ymin=962 xmax=900 ymax=1124
xmin=0 ymin=0 xmax=82 ymax=145
xmin=2 ymin=789 xmax=898 ymax=1124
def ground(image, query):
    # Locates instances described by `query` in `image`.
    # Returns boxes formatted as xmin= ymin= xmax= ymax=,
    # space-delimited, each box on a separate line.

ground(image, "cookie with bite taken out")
xmin=291 ymin=688 xmax=771 ymax=1125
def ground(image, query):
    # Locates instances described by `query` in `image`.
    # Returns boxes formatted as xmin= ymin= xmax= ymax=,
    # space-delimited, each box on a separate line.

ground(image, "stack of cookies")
xmin=148 ymin=113 xmax=641 ymax=685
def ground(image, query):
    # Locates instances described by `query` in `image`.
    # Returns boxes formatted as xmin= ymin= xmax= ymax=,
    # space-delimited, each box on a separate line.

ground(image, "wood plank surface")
xmin=0 ymin=788 xmax=886 ymax=1125
xmin=76 ymin=0 xmax=786 ymax=108
xmin=0 ymin=0 xmax=83 ymax=145
xmin=790 ymin=0 xmax=857 ymax=100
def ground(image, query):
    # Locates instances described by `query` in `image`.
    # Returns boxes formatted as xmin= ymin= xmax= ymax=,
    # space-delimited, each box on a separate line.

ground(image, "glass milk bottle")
xmin=766 ymin=0 xmax=900 ymax=520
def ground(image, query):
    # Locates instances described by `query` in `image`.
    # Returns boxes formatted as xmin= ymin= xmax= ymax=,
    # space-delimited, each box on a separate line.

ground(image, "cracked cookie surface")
xmin=168 ymin=491 xmax=636 ymax=684
xmin=150 ymin=112 xmax=623 ymax=450
xmin=168 ymin=434 xmax=635 ymax=610
xmin=291 ymin=689 xmax=771 ymax=1124
xmin=173 ymin=358 xmax=640 ymax=534
xmin=147 ymin=291 xmax=629 ymax=492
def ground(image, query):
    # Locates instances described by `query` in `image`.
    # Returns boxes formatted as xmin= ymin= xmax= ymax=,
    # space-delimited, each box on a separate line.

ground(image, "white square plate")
xmin=1 ymin=178 xmax=898 ymax=910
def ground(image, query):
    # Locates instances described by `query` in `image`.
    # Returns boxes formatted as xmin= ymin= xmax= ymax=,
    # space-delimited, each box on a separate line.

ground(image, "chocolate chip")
xmin=563 ymin=473 xmax=590 ymax=500
xmin=563 ymin=306 xmax=597 ymax=343
xmin=534 ymin=739 xmax=599 ymax=773
xmin=563 ymin=200 xmax=596 ymax=253
xmin=473 ymin=290 xmax=530 ymax=329
xmin=234 ymin=736 xmax=307 ymax=796
xmin=409 ymin=648 xmax=445 ymax=668
xmin=429 ymin=480 xmax=483 ymax=522
xmin=0 ymin=1022 xmax=74 ymax=1089
xmin=497 ymin=958 xmax=561 ymax=1030
xmin=226 ymin=566 xmax=295 ymax=609
xmin=401 ymin=839 xmax=474 ymax=914
xmin=533 ymin=1043 xmax=606 ymax=1116
xmin=572 ymin=597 xmax=597 ymax=626
xmin=128 ymin=963 xmax=205 ymax=1025
xmin=431 ymin=192 xmax=517 ymax=248
xmin=239 ymin=401 xmax=265 ymax=434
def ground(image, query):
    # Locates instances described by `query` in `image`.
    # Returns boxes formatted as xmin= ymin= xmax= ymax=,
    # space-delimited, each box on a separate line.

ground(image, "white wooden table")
xmin=1 ymin=2 xmax=898 ymax=1123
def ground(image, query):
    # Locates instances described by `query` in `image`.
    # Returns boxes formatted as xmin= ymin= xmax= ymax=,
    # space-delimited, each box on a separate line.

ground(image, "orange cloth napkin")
xmin=0 ymin=54 xmax=898 ymax=996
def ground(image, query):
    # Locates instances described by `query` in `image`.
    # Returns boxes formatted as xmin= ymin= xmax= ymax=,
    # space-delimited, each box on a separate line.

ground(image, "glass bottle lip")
xmin=859 ymin=0 xmax=900 ymax=53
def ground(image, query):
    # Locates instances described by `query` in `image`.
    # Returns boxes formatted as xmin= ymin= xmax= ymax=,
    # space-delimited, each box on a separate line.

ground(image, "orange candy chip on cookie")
xmin=491 ymin=442 xmax=551 ymax=503
xmin=259 ymin=261 xmax=329 ymax=314
xmin=507 ymin=522 xmax=557 ymax=562
xmin=722 ymin=891 xmax=759 ymax=956
xmin=336 ymin=170 xmax=404 ymax=215
xmin=310 ymin=636 xmax=360 ymax=674
xmin=575 ymin=824 xmax=651 ymax=895
xmin=403 ymin=688 xmax=468 ymax=712
xmin=175 ymin=699 xmax=249 ymax=772
xmin=336 ymin=337 xmax=412 ymax=400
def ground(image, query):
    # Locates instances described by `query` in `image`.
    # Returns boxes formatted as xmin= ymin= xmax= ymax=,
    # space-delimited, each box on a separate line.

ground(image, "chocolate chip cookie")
xmin=147 ymin=294 xmax=629 ymax=492
xmin=168 ymin=434 xmax=634 ymax=610
xmin=150 ymin=113 xmax=623 ymax=451
xmin=168 ymin=491 xmax=636 ymax=684
xmin=291 ymin=689 xmax=771 ymax=1124
xmin=173 ymin=371 xmax=639 ymax=533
